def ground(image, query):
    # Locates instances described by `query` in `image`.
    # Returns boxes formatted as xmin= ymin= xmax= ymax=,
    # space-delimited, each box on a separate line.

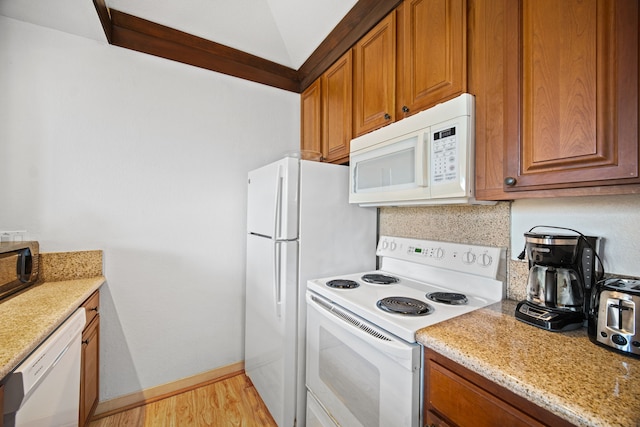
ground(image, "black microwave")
xmin=0 ymin=241 xmax=39 ymax=301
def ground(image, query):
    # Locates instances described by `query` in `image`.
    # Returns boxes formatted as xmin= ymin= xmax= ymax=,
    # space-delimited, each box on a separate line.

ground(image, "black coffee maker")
xmin=515 ymin=227 xmax=601 ymax=331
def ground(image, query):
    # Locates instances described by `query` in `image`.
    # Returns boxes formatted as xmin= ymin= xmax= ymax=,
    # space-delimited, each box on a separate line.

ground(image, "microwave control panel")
xmin=431 ymin=125 xmax=458 ymax=184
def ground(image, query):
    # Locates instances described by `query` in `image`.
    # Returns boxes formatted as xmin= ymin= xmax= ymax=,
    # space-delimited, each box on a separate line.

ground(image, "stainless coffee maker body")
xmin=516 ymin=232 xmax=599 ymax=331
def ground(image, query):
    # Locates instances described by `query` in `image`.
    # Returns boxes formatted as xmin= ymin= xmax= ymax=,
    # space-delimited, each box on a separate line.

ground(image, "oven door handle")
xmin=307 ymin=292 xmax=417 ymax=363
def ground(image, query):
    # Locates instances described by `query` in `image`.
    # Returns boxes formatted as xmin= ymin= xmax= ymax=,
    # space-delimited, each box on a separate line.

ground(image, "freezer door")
xmin=247 ymin=157 xmax=299 ymax=240
xmin=245 ymin=234 xmax=298 ymax=426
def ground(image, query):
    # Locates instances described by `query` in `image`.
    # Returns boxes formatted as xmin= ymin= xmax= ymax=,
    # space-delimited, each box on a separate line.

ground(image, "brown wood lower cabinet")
xmin=80 ymin=291 xmax=100 ymax=426
xmin=0 ymin=383 xmax=4 ymax=427
xmin=423 ymin=351 xmax=575 ymax=427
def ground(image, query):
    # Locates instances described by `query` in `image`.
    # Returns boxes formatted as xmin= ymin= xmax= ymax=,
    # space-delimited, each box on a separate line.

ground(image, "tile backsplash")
xmin=379 ymin=193 xmax=640 ymax=302
xmin=379 ymin=202 xmax=528 ymax=300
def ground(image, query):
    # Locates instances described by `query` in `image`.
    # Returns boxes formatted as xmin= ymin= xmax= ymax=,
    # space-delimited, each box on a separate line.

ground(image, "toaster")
xmin=589 ymin=278 xmax=640 ymax=358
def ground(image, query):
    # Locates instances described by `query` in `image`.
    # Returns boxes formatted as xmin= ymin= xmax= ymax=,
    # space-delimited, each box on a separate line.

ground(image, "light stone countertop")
xmin=0 ymin=250 xmax=105 ymax=380
xmin=416 ymin=299 xmax=640 ymax=427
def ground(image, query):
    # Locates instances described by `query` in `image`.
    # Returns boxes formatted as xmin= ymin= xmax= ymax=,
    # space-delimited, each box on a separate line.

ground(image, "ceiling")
xmin=0 ymin=0 xmax=107 ymax=42
xmin=0 ymin=0 xmax=400 ymax=92
xmin=0 ymin=0 xmax=357 ymax=69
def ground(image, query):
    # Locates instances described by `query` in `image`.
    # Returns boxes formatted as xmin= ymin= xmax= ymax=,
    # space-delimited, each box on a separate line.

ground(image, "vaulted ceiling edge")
xmin=92 ymin=0 xmax=401 ymax=93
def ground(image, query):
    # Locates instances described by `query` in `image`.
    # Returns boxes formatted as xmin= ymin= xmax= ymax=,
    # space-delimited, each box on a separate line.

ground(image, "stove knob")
xmin=390 ymin=241 xmax=397 ymax=251
xmin=462 ymin=250 xmax=476 ymax=264
xmin=478 ymin=253 xmax=493 ymax=267
xmin=435 ymin=247 xmax=445 ymax=259
xmin=381 ymin=240 xmax=389 ymax=250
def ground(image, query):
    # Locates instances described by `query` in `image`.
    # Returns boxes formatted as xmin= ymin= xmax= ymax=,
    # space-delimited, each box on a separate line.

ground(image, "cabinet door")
xmin=301 ymin=78 xmax=323 ymax=159
xmin=398 ymin=0 xmax=466 ymax=117
xmin=353 ymin=13 xmax=397 ymax=136
xmin=322 ymin=51 xmax=353 ymax=164
xmin=503 ymin=0 xmax=639 ymax=191
xmin=469 ymin=0 xmax=510 ymax=200
xmin=80 ymin=315 xmax=100 ymax=426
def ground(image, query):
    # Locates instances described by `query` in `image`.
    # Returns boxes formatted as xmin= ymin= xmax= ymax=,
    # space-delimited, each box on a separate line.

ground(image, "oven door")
xmin=306 ymin=291 xmax=422 ymax=427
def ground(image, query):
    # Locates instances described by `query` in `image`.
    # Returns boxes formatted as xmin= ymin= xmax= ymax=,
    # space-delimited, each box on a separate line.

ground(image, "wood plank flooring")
xmin=89 ymin=374 xmax=277 ymax=427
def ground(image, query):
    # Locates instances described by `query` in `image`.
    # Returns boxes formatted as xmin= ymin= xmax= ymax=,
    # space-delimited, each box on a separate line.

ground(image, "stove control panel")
xmin=377 ymin=235 xmax=505 ymax=279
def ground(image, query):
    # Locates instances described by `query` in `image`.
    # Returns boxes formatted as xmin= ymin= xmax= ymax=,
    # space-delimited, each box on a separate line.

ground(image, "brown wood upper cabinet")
xmin=397 ymin=0 xmax=467 ymax=119
xmin=353 ymin=13 xmax=397 ymax=136
xmin=353 ymin=0 xmax=467 ymax=138
xmin=322 ymin=51 xmax=353 ymax=164
xmin=473 ymin=0 xmax=640 ymax=199
xmin=300 ymin=78 xmax=322 ymax=158
xmin=300 ymin=52 xmax=353 ymax=164
xmin=302 ymin=0 xmax=467 ymax=161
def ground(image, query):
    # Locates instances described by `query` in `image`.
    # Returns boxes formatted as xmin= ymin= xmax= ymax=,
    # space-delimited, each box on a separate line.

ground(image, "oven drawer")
xmin=306 ymin=391 xmax=338 ymax=427
xmin=305 ymin=291 xmax=422 ymax=427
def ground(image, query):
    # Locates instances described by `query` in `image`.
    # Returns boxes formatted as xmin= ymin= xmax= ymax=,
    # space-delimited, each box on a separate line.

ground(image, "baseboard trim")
xmin=92 ymin=361 xmax=245 ymax=420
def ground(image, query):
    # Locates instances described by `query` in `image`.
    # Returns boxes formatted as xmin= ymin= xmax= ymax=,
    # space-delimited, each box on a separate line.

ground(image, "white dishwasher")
xmin=3 ymin=307 xmax=86 ymax=427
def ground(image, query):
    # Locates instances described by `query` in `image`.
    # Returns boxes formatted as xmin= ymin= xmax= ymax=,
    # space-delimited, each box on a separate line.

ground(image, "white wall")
xmin=0 ymin=16 xmax=299 ymax=400
xmin=511 ymin=194 xmax=640 ymax=277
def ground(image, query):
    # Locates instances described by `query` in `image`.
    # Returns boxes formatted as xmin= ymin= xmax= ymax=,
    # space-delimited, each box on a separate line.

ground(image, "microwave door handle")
xmin=415 ymin=131 xmax=428 ymax=187
xmin=352 ymin=163 xmax=358 ymax=194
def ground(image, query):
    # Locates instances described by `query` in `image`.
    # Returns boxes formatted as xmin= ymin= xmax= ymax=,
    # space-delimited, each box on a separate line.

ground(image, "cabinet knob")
xmin=402 ymin=106 xmax=410 ymax=113
xmin=504 ymin=176 xmax=517 ymax=186
xmin=384 ymin=113 xmax=391 ymax=120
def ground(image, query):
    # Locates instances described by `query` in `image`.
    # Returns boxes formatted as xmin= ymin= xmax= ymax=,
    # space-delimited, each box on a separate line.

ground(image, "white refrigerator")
xmin=245 ymin=156 xmax=376 ymax=427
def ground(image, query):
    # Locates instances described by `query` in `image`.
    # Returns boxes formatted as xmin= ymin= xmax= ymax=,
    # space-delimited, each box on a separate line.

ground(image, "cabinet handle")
xmin=402 ymin=106 xmax=410 ymax=113
xmin=384 ymin=113 xmax=391 ymax=120
xmin=504 ymin=176 xmax=517 ymax=186
xmin=82 ymin=338 xmax=91 ymax=345
xmin=88 ymin=307 xmax=98 ymax=312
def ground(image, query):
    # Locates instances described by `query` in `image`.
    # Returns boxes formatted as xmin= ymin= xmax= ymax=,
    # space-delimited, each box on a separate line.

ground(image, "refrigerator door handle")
xmin=273 ymin=165 xmax=284 ymax=241
xmin=273 ymin=241 xmax=283 ymax=317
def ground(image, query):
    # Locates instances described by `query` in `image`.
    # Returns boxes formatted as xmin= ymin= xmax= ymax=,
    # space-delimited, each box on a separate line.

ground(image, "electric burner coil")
xmin=362 ymin=274 xmax=399 ymax=285
xmin=426 ymin=292 xmax=468 ymax=305
xmin=326 ymin=279 xmax=360 ymax=289
xmin=376 ymin=296 xmax=433 ymax=316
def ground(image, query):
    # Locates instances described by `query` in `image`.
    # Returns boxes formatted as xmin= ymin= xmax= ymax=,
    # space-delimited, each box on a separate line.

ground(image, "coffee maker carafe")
xmin=515 ymin=230 xmax=600 ymax=331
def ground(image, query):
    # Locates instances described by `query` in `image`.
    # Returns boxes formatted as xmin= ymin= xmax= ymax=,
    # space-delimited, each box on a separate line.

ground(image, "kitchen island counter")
xmin=416 ymin=299 xmax=640 ymax=427
xmin=0 ymin=250 xmax=104 ymax=380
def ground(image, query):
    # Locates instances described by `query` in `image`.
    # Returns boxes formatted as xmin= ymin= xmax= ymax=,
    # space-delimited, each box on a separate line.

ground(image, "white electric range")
xmin=305 ymin=235 xmax=506 ymax=427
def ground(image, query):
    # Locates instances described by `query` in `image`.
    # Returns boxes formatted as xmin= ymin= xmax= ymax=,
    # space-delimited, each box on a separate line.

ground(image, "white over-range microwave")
xmin=349 ymin=93 xmax=488 ymax=207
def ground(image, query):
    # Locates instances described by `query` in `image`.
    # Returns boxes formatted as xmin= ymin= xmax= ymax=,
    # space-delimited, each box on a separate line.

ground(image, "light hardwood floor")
xmin=89 ymin=374 xmax=276 ymax=427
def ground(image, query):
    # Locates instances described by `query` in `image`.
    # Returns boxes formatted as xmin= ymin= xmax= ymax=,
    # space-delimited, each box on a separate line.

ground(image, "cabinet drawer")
xmin=424 ymin=351 xmax=576 ymax=427
xmin=81 ymin=291 xmax=100 ymax=327
xmin=427 ymin=360 xmax=543 ymax=427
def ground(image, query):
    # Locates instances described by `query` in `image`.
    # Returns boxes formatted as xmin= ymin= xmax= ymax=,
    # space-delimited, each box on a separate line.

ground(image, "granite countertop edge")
xmin=418 ymin=335 xmax=594 ymax=426
xmin=0 ymin=276 xmax=105 ymax=380
xmin=415 ymin=299 xmax=639 ymax=427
